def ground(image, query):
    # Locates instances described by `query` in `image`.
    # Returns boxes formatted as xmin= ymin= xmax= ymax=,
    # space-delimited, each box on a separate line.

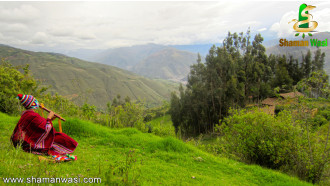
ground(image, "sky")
xmin=0 ymin=0 xmax=330 ymax=53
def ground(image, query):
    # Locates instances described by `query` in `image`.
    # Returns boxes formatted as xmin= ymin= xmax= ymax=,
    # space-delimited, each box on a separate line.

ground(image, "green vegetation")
xmin=0 ymin=112 xmax=310 ymax=185
xmin=169 ymin=30 xmax=330 ymax=184
xmin=0 ymin=59 xmax=47 ymax=114
xmin=2 ymin=31 xmax=329 ymax=185
xmin=145 ymin=114 xmax=175 ymax=137
xmin=297 ymin=70 xmax=330 ymax=98
xmin=0 ymin=45 xmax=179 ymax=109
xmin=170 ymin=30 xmax=326 ymax=137
xmin=186 ymin=98 xmax=330 ymax=184
xmin=0 ymin=59 xmax=174 ymax=139
xmin=219 ymin=107 xmax=330 ymax=184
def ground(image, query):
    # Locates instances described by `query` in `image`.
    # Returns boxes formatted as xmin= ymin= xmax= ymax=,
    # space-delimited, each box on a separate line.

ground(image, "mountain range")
xmin=133 ymin=47 xmax=198 ymax=81
xmin=67 ymin=33 xmax=329 ymax=84
xmin=86 ymin=44 xmax=200 ymax=82
xmin=0 ymin=45 xmax=179 ymax=109
xmin=54 ymin=43 xmax=220 ymax=83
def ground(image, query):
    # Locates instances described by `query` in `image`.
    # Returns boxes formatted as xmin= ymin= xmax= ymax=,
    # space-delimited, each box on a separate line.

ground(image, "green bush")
xmin=312 ymin=115 xmax=328 ymax=128
xmin=218 ymin=109 xmax=298 ymax=169
xmin=217 ymin=108 xmax=330 ymax=183
xmin=107 ymin=102 xmax=146 ymax=132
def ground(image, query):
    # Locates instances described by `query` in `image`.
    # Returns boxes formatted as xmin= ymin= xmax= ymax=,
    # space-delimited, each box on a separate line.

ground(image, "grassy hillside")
xmin=0 ymin=112 xmax=310 ymax=185
xmin=0 ymin=45 xmax=178 ymax=108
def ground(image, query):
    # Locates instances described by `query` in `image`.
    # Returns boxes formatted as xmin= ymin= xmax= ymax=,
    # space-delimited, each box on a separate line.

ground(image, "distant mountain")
xmin=0 ymin=45 xmax=178 ymax=109
xmin=61 ymin=48 xmax=103 ymax=61
xmin=89 ymin=44 xmax=199 ymax=82
xmin=133 ymin=48 xmax=197 ymax=82
xmin=266 ymin=32 xmax=330 ymax=75
xmin=91 ymin=44 xmax=167 ymax=70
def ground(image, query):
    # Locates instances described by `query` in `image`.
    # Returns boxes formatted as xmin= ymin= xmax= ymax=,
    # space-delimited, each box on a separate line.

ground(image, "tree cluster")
xmin=170 ymin=30 xmax=326 ymax=137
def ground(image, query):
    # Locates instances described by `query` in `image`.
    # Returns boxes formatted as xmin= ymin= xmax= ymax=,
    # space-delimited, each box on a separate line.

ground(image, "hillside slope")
xmin=0 ymin=45 xmax=178 ymax=108
xmin=0 ymin=112 xmax=310 ymax=185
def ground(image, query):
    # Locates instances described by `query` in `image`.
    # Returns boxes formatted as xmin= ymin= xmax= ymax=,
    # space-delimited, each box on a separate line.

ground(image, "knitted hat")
xmin=17 ymin=94 xmax=39 ymax=109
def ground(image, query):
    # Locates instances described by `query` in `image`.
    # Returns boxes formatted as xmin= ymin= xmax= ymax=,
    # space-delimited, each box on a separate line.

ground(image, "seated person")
xmin=11 ymin=94 xmax=78 ymax=156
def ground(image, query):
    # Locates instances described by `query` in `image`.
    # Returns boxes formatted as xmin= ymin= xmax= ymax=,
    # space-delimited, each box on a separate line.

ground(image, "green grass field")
xmin=0 ymin=112 xmax=310 ymax=185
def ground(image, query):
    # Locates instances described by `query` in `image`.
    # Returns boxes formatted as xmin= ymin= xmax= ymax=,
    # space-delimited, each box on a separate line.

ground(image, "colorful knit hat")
xmin=17 ymin=94 xmax=39 ymax=109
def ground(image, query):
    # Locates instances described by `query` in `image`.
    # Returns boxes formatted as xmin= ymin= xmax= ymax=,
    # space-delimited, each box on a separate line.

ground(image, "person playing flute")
xmin=11 ymin=94 xmax=78 ymax=156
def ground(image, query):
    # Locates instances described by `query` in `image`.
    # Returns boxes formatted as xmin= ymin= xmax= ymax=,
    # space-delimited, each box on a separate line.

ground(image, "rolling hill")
xmin=0 ymin=45 xmax=178 ymax=109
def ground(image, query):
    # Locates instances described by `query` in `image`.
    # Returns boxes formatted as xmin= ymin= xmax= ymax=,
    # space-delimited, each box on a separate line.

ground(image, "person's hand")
xmin=47 ymin=111 xmax=56 ymax=120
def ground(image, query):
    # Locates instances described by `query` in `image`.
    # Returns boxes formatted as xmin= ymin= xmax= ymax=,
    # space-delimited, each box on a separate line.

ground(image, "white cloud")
xmin=48 ymin=27 xmax=75 ymax=37
xmin=0 ymin=1 xmax=323 ymax=52
xmin=257 ymin=28 xmax=267 ymax=32
xmin=313 ymin=8 xmax=330 ymax=32
xmin=270 ymin=11 xmax=296 ymax=38
xmin=1 ymin=23 xmax=28 ymax=33
xmin=0 ymin=4 xmax=39 ymax=23
xmin=31 ymin=32 xmax=49 ymax=44
xmin=76 ymin=33 xmax=97 ymax=40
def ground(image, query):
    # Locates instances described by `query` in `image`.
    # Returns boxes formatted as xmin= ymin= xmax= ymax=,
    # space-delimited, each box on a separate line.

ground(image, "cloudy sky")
xmin=0 ymin=1 xmax=329 ymax=53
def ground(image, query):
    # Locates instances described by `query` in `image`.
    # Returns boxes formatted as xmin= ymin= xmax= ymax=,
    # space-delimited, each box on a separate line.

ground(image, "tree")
xmin=0 ymin=59 xmax=46 ymax=114
xmin=297 ymin=71 xmax=330 ymax=98
xmin=272 ymin=55 xmax=293 ymax=92
xmin=170 ymin=30 xmax=325 ymax=137
xmin=170 ymin=30 xmax=269 ymax=137
xmin=303 ymin=50 xmax=312 ymax=78
xmin=312 ymin=49 xmax=325 ymax=72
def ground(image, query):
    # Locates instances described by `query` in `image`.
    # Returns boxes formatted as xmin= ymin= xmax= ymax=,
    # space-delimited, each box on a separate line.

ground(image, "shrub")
xmin=217 ymin=108 xmax=330 ymax=183
xmin=107 ymin=102 xmax=146 ymax=132
xmin=218 ymin=109 xmax=298 ymax=169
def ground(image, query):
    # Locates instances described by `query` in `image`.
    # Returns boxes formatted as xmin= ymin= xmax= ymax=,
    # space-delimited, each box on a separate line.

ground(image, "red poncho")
xmin=11 ymin=110 xmax=78 ymax=155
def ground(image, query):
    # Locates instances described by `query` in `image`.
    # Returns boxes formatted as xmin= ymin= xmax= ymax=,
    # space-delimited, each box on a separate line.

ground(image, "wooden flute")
xmin=39 ymin=104 xmax=66 ymax=121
